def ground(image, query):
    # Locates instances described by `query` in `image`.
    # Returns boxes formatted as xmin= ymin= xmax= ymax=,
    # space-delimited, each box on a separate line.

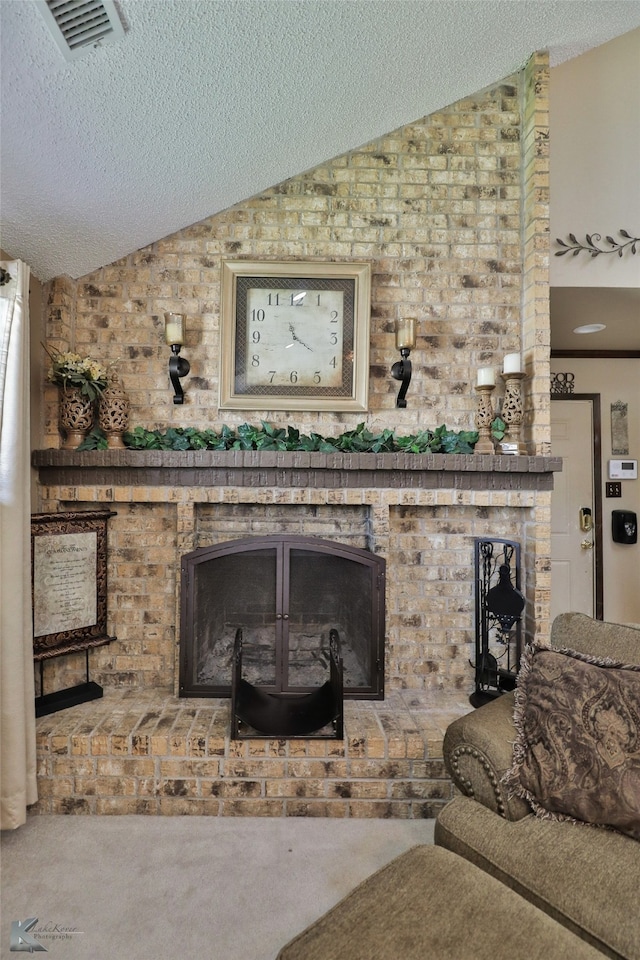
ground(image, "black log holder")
xmin=231 ymin=628 xmax=344 ymax=739
xmin=471 ymin=538 xmax=524 ymax=708
xmin=35 ymin=649 xmax=103 ymax=718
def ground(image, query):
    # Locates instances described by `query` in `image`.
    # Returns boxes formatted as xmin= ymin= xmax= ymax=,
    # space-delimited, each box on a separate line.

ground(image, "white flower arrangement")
xmin=45 ymin=346 xmax=108 ymax=402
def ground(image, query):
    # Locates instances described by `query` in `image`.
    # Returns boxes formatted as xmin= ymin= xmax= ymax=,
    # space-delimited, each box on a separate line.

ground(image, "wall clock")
xmin=219 ymin=260 xmax=371 ymax=411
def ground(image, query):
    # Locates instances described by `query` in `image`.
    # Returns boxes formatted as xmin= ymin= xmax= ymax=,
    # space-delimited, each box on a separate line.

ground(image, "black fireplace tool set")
xmin=471 ymin=538 xmax=525 ymax=707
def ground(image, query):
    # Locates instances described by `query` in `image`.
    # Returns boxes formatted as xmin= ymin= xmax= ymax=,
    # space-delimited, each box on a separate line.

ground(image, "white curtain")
xmin=0 ymin=259 xmax=37 ymax=829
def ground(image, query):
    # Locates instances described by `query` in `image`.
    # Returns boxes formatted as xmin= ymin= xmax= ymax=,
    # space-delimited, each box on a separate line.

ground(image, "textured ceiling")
xmin=2 ymin=1 xmax=640 ymax=282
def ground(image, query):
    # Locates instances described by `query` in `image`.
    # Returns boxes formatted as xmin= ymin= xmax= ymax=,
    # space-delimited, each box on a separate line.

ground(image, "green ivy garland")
xmin=78 ymin=419 xmax=507 ymax=454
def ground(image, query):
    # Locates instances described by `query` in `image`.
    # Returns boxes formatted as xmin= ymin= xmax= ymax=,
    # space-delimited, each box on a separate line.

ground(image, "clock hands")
xmin=287 ymin=322 xmax=313 ymax=352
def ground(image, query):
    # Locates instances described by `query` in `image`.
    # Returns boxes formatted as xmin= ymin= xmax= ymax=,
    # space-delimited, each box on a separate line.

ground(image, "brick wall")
xmin=387 ymin=501 xmax=532 ymax=688
xmin=42 ymin=66 xmax=544 ymax=446
xmin=37 ymin=55 xmax=552 ymax=699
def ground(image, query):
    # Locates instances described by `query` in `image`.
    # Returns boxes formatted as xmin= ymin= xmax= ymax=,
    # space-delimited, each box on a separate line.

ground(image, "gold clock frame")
xmin=219 ymin=260 xmax=371 ymax=412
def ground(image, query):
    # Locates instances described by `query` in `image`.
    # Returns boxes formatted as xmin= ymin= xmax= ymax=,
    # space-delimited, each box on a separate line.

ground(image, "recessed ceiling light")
xmin=573 ymin=324 xmax=607 ymax=335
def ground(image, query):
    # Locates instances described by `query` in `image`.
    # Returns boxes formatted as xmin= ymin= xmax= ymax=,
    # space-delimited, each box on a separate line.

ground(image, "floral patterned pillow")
xmin=503 ymin=644 xmax=640 ymax=839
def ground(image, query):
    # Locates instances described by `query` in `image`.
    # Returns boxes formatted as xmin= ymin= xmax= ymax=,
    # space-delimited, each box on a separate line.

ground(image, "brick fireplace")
xmin=33 ymin=450 xmax=558 ymax=693
xmin=31 ymin=450 xmax=559 ymax=815
xmin=31 ymin=54 xmax=553 ymax=815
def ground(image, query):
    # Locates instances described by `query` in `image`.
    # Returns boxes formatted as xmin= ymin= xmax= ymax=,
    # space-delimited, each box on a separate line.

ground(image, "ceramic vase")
xmin=98 ymin=373 xmax=129 ymax=448
xmin=59 ymin=386 xmax=94 ymax=449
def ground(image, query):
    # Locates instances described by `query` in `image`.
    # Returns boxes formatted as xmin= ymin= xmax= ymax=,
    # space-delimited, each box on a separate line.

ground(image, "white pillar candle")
xmin=164 ymin=313 xmax=185 ymax=346
xmin=503 ymin=353 xmax=521 ymax=374
xmin=477 ymin=367 xmax=495 ymax=387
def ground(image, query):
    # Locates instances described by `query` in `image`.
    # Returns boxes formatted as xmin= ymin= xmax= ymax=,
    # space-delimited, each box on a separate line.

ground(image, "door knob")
xmin=581 ymin=538 xmax=594 ymax=550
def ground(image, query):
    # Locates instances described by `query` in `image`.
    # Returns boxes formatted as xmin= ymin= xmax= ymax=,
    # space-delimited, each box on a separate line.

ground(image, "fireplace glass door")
xmin=179 ymin=536 xmax=385 ymax=699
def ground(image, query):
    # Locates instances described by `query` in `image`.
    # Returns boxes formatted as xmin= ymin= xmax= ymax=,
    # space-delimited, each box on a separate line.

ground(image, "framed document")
xmin=31 ymin=510 xmax=116 ymax=661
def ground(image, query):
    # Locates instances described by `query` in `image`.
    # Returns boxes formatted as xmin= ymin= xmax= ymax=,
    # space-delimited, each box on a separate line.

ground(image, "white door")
xmin=551 ymin=399 xmax=596 ymax=619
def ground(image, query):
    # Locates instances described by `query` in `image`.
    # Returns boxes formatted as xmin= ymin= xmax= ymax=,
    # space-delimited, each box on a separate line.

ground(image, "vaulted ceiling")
xmin=1 ymin=0 xmax=640 ymax=284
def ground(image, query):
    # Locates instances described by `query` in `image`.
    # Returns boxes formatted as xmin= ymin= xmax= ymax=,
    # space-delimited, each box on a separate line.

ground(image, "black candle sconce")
xmin=164 ymin=313 xmax=190 ymax=404
xmin=391 ymin=317 xmax=416 ymax=408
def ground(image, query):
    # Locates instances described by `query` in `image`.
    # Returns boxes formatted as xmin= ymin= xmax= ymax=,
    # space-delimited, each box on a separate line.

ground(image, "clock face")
xmin=242 ymin=285 xmax=345 ymax=390
xmin=219 ymin=261 xmax=371 ymax=412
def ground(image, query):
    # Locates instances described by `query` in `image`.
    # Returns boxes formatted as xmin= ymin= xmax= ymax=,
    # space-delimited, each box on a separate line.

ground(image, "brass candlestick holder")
xmin=475 ymin=383 xmax=496 ymax=454
xmin=499 ymin=371 xmax=527 ymax=455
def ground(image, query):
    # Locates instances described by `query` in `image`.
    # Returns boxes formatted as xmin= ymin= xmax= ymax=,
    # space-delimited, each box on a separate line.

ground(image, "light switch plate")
xmin=606 ymin=482 xmax=622 ymax=498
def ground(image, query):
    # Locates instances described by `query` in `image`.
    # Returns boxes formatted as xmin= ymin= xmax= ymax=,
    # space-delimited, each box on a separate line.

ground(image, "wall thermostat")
xmin=608 ymin=459 xmax=638 ymax=480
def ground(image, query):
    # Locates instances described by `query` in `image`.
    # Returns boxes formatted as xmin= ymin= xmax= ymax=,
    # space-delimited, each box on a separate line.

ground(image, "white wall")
xmin=550 ymin=30 xmax=639 ymax=624
xmin=550 ymin=29 xmax=640 ymax=288
xmin=550 ymin=359 xmax=640 ymax=624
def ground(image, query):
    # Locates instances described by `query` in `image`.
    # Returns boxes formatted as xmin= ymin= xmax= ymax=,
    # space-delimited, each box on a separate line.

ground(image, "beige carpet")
xmin=1 ymin=814 xmax=434 ymax=960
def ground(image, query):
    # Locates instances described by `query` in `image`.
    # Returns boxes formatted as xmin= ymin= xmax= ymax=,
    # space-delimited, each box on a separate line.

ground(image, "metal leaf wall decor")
xmin=555 ymin=229 xmax=639 ymax=258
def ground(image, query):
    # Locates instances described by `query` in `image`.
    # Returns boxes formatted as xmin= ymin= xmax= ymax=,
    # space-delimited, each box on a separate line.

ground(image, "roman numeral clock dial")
xmin=219 ymin=261 xmax=371 ymax=412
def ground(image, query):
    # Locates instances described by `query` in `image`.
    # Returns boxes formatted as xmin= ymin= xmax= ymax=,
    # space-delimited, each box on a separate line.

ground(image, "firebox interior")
xmin=179 ymin=535 xmax=385 ymax=699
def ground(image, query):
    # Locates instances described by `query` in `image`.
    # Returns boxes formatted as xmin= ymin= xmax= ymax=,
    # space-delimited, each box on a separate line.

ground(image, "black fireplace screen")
xmin=179 ymin=536 xmax=385 ymax=699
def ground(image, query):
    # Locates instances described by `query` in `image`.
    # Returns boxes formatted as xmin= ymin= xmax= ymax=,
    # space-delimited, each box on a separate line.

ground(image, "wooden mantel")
xmin=32 ymin=450 xmax=562 ymax=491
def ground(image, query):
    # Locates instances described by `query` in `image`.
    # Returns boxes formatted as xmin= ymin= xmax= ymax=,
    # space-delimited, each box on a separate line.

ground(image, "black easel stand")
xmin=35 ymin=649 xmax=103 ymax=717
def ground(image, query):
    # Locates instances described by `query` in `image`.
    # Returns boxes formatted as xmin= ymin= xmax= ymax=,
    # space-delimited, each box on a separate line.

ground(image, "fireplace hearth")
xmin=179 ymin=535 xmax=386 ymax=700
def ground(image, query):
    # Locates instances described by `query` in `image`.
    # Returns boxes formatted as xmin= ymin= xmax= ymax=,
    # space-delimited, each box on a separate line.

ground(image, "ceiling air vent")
xmin=36 ymin=0 xmax=125 ymax=61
